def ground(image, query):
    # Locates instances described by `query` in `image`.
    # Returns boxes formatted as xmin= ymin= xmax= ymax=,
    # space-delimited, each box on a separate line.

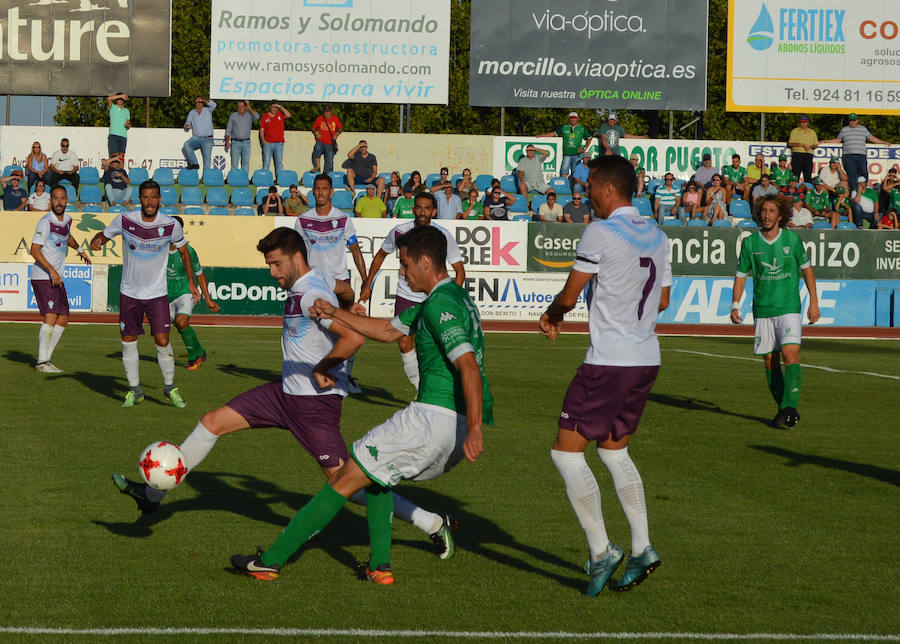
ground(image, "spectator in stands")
xmin=878 ymin=167 xmax=899 ymax=213
xmin=435 ymin=181 xmax=462 ymax=220
xmin=703 ymin=174 xmax=727 ymax=222
xmin=310 ymin=104 xmax=342 ymax=175
xmin=384 ymin=171 xmax=403 ymax=215
xmin=49 ymin=138 xmax=80 ymax=190
xmin=804 ymin=179 xmax=830 ymax=218
xmin=654 ymin=173 xmax=682 ymax=223
xmin=106 ymin=92 xmax=131 ymax=159
xmin=456 ymin=168 xmax=476 ymax=195
xmin=750 ymin=174 xmax=778 ymax=204
xmin=182 ymin=97 xmax=217 ymax=172
xmin=460 ymin=188 xmax=483 ymax=220
xmin=851 ymin=177 xmax=878 ymax=229
xmin=102 ymin=156 xmax=132 ymax=206
xmin=516 ymin=144 xmax=549 ymax=203
xmin=889 ymin=186 xmax=900 ymax=220
xmin=629 ymin=153 xmax=646 ymax=196
xmin=769 ymin=154 xmax=793 ymax=188
xmin=403 ymin=170 xmax=425 ymax=196
xmin=283 ymin=184 xmax=309 ymax=216
xmin=482 ymin=178 xmax=502 ymax=201
xmin=259 ymin=100 xmax=291 ymax=177
xmin=25 ymin=141 xmax=52 ymax=188
xmin=224 ymin=100 xmax=259 ymax=172
xmin=563 ymin=190 xmax=591 ymax=223
xmin=681 ymin=181 xmax=703 ymax=221
xmin=747 ymin=153 xmax=766 ymax=188
xmin=780 ymin=174 xmax=800 ymax=199
xmin=694 ymin=153 xmax=717 ymax=187
xmin=787 ymin=196 xmax=813 ymax=229
xmin=538 ymin=111 xmax=591 ymax=179
xmin=430 ymin=167 xmax=451 ymax=191
xmin=823 ymin=114 xmax=893 ymax=183
xmin=817 ymin=157 xmax=848 ymax=197
xmin=393 ymin=185 xmax=415 ymax=218
xmin=483 ymin=185 xmax=515 ymax=220
xmin=26 ymin=179 xmax=50 ymax=212
xmin=345 ymin=140 xmax=385 ymax=199
xmin=571 ymin=153 xmax=591 ymax=195
xmin=787 ymin=115 xmax=818 ymax=183
xmin=595 ymin=111 xmax=640 ymax=156
xmin=1 ymin=171 xmax=28 ymax=210
xmin=537 ymin=191 xmax=563 ymax=222
xmin=354 ymin=183 xmax=387 ymax=218
xmin=723 ymin=153 xmax=748 ymax=201
xmin=832 ymin=186 xmax=852 ymax=227
xmin=258 ymin=185 xmax=283 ymax=215
xmin=877 ymin=209 xmax=898 ymax=230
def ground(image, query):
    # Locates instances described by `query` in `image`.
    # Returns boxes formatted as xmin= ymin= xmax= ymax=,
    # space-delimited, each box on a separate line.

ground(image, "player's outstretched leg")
xmin=121 ymin=340 xmax=144 ymax=406
xmin=111 ymin=472 xmax=160 ymax=514
xmin=177 ymin=323 xmax=207 ymax=370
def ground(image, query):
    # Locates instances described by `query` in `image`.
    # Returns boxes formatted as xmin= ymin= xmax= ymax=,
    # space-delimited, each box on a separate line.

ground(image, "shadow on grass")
xmin=216 ymin=362 xmax=280 ymax=382
xmin=649 ymin=392 xmax=772 ymax=426
xmin=750 ymin=445 xmax=900 ymax=487
xmin=4 ymin=349 xmax=35 ymax=367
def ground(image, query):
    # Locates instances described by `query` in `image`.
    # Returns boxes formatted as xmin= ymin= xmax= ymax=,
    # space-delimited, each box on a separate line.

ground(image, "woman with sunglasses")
xmin=682 ymin=181 xmax=702 ymax=222
xmin=703 ymin=174 xmax=727 ymax=223
xmin=25 ymin=141 xmax=52 ymax=189
xmin=456 ymin=168 xmax=476 ymax=195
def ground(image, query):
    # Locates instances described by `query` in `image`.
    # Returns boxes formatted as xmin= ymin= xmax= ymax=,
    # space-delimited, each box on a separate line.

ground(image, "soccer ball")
xmin=139 ymin=441 xmax=188 ymax=491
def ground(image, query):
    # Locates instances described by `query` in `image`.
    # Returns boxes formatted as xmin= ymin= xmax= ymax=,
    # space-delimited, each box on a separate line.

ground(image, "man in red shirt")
xmin=311 ymin=104 xmax=342 ymax=175
xmin=260 ymin=100 xmax=292 ymax=179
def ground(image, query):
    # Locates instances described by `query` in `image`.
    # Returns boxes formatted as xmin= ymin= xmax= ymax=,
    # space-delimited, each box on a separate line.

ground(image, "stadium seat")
xmin=549 ymin=177 xmax=571 ymax=194
xmin=811 ymin=221 xmax=832 ymax=229
xmin=277 ymin=170 xmax=298 ymax=186
xmin=401 ymin=172 xmax=412 ymax=186
xmin=251 ymin=169 xmax=274 ymax=187
xmin=301 ymin=171 xmax=317 ymax=188
xmin=230 ymin=187 xmax=254 ymax=207
xmin=646 ymin=178 xmax=663 ymax=195
xmin=378 ymin=172 xmax=392 ymax=183
xmin=3 ymin=165 xmax=24 ymax=177
xmin=234 ymin=207 xmax=256 ymax=216
xmin=332 ymin=191 xmax=354 ymax=210
xmin=160 ymin=186 xmax=178 ymax=206
xmin=712 ymin=219 xmax=732 ymax=227
xmin=160 ymin=206 xmax=180 ymax=215
xmin=558 ymin=195 xmax=572 ymax=208
xmin=81 ymin=204 xmax=103 ymax=213
xmin=509 ymin=194 xmax=528 ymax=213
xmin=129 ymin=167 xmax=149 ymax=185
xmin=328 ymin=171 xmax=347 ymax=189
xmin=687 ymin=219 xmax=707 ymax=227
xmin=79 ymin=166 xmax=100 ymax=185
xmin=450 ymin=173 xmax=463 ymax=187
xmin=500 ymin=175 xmax=517 ymax=193
xmin=475 ymin=174 xmax=495 ymax=191
xmin=62 ymin=184 xmax=77 ymax=202
xmin=738 ymin=219 xmax=758 ymax=228
xmin=208 ymin=206 xmax=231 ymax=216
xmin=672 ymin=179 xmax=684 ymax=191
xmin=530 ymin=195 xmax=547 ymax=211
xmin=632 ymin=197 xmax=652 ymax=217
xmin=425 ymin=173 xmax=442 ymax=187
xmin=206 ymin=187 xmax=229 ymax=207
xmin=177 ymin=168 xmax=199 ymax=186
xmin=108 ymin=206 xmax=126 ymax=214
xmin=255 ymin=188 xmax=269 ymax=205
xmin=729 ymin=199 xmax=751 ymax=218
xmin=226 ymin=168 xmax=249 ymax=186
xmin=183 ymin=206 xmax=204 ymax=215
xmin=152 ymin=168 xmax=175 ymax=186
xmin=662 ymin=217 xmax=681 ymax=227
xmin=512 ymin=214 xmax=531 ymax=221
xmin=837 ymin=222 xmax=856 ymax=230
xmin=202 ymin=169 xmax=225 ymax=186
xmin=180 ymin=187 xmax=204 ymax=205
xmin=79 ymin=184 xmax=103 ymax=204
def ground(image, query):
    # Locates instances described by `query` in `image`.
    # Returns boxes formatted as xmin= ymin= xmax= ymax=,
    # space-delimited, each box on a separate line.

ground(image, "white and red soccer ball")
xmin=139 ymin=441 xmax=187 ymax=491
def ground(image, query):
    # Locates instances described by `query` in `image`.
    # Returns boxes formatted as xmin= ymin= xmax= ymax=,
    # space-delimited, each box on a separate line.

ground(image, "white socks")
xmin=348 ymin=489 xmax=438 ymax=534
xmin=145 ymin=421 xmax=219 ymax=503
xmin=156 ymin=343 xmax=175 ymax=387
xmin=401 ymin=349 xmax=419 ymax=389
xmin=597 ymin=446 xmax=650 ymax=554
xmin=551 ymin=449 xmax=609 ymax=560
xmin=38 ymin=323 xmax=52 ymax=363
xmin=48 ymin=325 xmax=65 ymax=360
xmin=121 ymin=340 xmax=140 ymax=387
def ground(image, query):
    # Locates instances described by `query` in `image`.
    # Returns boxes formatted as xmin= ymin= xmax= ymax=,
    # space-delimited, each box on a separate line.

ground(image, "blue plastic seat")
xmin=450 ymin=173 xmax=463 ymax=187
xmin=152 ymin=168 xmax=175 ymax=186
xmin=3 ymin=165 xmax=24 ymax=177
xmin=332 ymin=191 xmax=354 ymax=210
xmin=208 ymin=206 xmax=231 ymax=216
xmin=558 ymin=195 xmax=572 ymax=208
xmin=531 ymin=195 xmax=547 ymax=211
xmin=277 ymin=170 xmax=298 ymax=186
xmin=251 ymin=169 xmax=274 ymax=186
xmin=499 ymin=175 xmax=517 ymax=193
xmin=183 ymin=206 xmax=204 ymax=215
xmin=738 ymin=219 xmax=758 ymax=228
xmin=255 ymin=188 xmax=269 ymax=204
xmin=837 ymin=222 xmax=856 ymax=230
xmin=729 ymin=200 xmax=751 ymax=218
xmin=509 ymin=195 xmax=529 ymax=213
xmin=301 ymin=171 xmax=317 ymax=188
xmin=128 ymin=167 xmax=149 ymax=185
xmin=475 ymin=174 xmax=495 ymax=191
xmin=549 ymin=177 xmax=571 ymax=194
xmin=632 ymin=197 xmax=652 ymax=216
xmin=711 ymin=219 xmax=732 ymax=227
xmin=687 ymin=219 xmax=707 ymax=227
xmin=425 ymin=173 xmax=442 ymax=187
xmin=177 ymin=168 xmax=199 ymax=186
xmin=512 ymin=214 xmax=531 ymax=221
xmin=811 ymin=220 xmax=832 ymax=229
xmin=81 ymin=204 xmax=103 ymax=213
xmin=159 ymin=206 xmax=180 ymax=215
xmin=202 ymin=169 xmax=225 ymax=186
xmin=206 ymin=187 xmax=228 ymax=206
xmin=79 ymin=184 xmax=103 ymax=204
xmin=235 ymin=207 xmax=257 ymax=216
xmin=180 ymin=187 xmax=204 ymax=205
xmin=230 ymin=187 xmax=254 ymax=207
xmin=662 ymin=218 xmax=682 ymax=227
xmin=79 ymin=166 xmax=100 ymax=185
xmin=62 ymin=184 xmax=77 ymax=201
xmin=672 ymin=179 xmax=685 ymax=191
xmin=328 ymin=171 xmax=347 ymax=189
xmin=226 ymin=168 xmax=249 ymax=186
xmin=108 ymin=205 xmax=126 ymax=214
xmin=159 ymin=186 xmax=178 ymax=206
xmin=646 ymin=179 xmax=663 ymax=195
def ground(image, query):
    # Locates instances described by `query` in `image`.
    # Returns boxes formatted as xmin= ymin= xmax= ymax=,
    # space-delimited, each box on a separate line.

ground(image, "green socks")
xmin=782 ymin=363 xmax=801 ymax=409
xmin=366 ymin=484 xmax=394 ymax=569
xmin=261 ymin=483 xmax=348 ymax=567
xmin=177 ymin=325 xmax=204 ymax=361
xmin=766 ymin=365 xmax=785 ymax=406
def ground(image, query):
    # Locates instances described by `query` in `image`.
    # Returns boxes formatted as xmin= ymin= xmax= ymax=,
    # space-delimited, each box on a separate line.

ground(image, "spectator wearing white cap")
xmin=594 ymin=112 xmax=642 ymax=157
xmin=822 ymin=114 xmax=893 ymax=184
xmin=850 ymin=176 xmax=878 ymax=229
xmin=787 ymin=115 xmax=818 ymax=184
xmin=538 ymin=112 xmax=591 ymax=179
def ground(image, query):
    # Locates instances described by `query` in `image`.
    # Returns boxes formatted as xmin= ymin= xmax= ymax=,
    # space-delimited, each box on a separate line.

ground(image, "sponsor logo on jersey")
xmin=438 ymin=311 xmax=456 ymax=323
xmin=318 ymin=454 xmax=329 ymax=461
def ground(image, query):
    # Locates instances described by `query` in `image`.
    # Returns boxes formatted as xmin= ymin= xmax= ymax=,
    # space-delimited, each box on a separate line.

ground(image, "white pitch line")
xmin=671 ymin=349 xmax=900 ymax=381
xmin=0 ymin=628 xmax=897 ymax=640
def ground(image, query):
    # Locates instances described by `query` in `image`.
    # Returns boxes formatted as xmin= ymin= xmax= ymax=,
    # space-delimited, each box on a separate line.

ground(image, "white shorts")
xmin=169 ymin=293 xmax=195 ymax=320
xmin=351 ymin=402 xmax=467 ymax=488
xmin=753 ymin=313 xmax=802 ymax=355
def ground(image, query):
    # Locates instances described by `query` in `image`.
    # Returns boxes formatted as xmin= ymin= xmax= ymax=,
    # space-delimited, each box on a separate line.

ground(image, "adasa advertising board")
xmin=728 ymin=0 xmax=900 ymax=115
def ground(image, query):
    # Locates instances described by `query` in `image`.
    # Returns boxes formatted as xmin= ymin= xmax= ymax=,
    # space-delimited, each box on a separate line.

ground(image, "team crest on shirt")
xmin=332 ymin=220 xmax=339 ymax=228
xmin=782 ymin=246 xmax=790 ymax=255
xmin=158 ymin=227 xmax=165 ymax=236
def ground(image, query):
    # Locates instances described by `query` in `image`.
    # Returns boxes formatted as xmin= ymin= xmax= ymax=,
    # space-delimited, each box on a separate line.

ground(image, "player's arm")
xmin=540 ymin=269 xmax=592 ymax=340
xmin=454 ymin=351 xmax=483 ymax=463
xmin=312 ymin=320 xmax=364 ymax=389
xmin=67 ymin=236 xmax=91 ymax=265
xmin=311 ymin=298 xmax=404 ymax=342
xmin=802 ymin=266 xmax=819 ymax=324
xmin=359 ymin=248 xmax=389 ymax=303
xmin=196 ymin=273 xmax=218 ymax=312
xmin=177 ymin=244 xmax=200 ymax=302
xmin=730 ymin=276 xmax=747 ymax=324
xmin=451 ymin=260 xmax=466 ymax=287
xmin=89 ymin=231 xmax=110 ymax=250
xmin=349 ymin=242 xmax=367 ymax=285
xmin=332 ymin=279 xmax=355 ymax=309
xmin=659 ymin=286 xmax=670 ymax=312
xmin=29 ymin=243 xmax=62 ymax=286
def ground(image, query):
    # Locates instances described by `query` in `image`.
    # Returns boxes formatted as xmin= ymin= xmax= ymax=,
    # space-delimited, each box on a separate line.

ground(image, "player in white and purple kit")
xmin=358 ymin=192 xmax=465 ymax=389
xmin=112 ymin=228 xmax=459 ymax=558
xmin=540 ymin=155 xmax=672 ymax=597
xmin=90 ymin=180 xmax=199 ymax=408
xmin=294 ymin=173 xmax=368 ymax=393
xmin=29 ymin=185 xmax=91 ymax=373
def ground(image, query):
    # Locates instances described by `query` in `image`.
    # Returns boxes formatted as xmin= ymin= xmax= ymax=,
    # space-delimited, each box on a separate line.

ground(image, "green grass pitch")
xmin=0 ymin=323 xmax=897 ymax=642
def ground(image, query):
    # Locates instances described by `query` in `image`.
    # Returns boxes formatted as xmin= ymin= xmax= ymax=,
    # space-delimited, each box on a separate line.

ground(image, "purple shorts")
xmin=394 ymin=295 xmax=420 ymax=317
xmin=119 ymin=294 xmax=171 ymax=336
xmin=226 ymin=381 xmax=348 ymax=467
xmin=31 ymin=279 xmax=69 ymax=316
xmin=559 ymin=364 xmax=660 ymax=442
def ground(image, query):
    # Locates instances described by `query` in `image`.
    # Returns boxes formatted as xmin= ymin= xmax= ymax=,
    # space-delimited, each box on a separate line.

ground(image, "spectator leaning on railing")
xmin=537 ymin=111 xmax=591 ymax=179
xmin=821 ymin=113 xmax=893 ymax=183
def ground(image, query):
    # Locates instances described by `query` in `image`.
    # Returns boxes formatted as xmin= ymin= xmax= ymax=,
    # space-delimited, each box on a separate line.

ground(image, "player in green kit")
xmin=730 ymin=195 xmax=819 ymax=429
xmin=167 ymin=216 xmax=218 ymax=369
xmin=231 ymin=225 xmax=492 ymax=584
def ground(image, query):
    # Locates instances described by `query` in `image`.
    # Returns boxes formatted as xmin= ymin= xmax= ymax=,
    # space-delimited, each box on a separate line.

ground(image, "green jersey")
xmin=770 ymin=165 xmax=792 ymax=187
xmin=555 ymin=123 xmax=589 ymax=156
xmin=723 ymin=164 xmax=747 ymax=184
xmin=393 ymin=196 xmax=414 ymax=218
xmin=394 ymin=278 xmax=494 ymax=424
xmin=736 ymin=229 xmax=810 ymax=318
xmin=461 ymin=199 xmax=481 ymax=220
xmin=804 ymin=189 xmax=829 ymax=212
xmin=166 ymin=245 xmax=202 ymax=301
xmin=890 ymin=190 xmax=900 ymax=213
xmin=596 ymin=123 xmax=626 ymax=156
